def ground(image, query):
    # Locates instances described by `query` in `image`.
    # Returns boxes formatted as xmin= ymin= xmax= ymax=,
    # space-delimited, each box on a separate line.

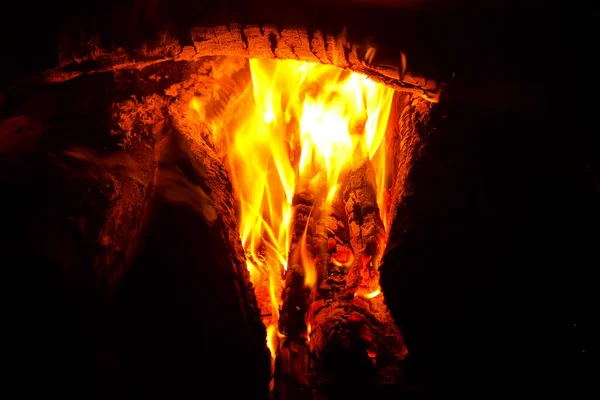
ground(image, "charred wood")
xmin=384 ymin=93 xmax=434 ymax=253
xmin=302 ymin=160 xmax=409 ymax=394
xmin=2 ymin=60 xmax=272 ymax=398
xmin=342 ymin=158 xmax=387 ymax=296
xmin=276 ymin=189 xmax=317 ymax=397
xmin=49 ymin=20 xmax=442 ymax=99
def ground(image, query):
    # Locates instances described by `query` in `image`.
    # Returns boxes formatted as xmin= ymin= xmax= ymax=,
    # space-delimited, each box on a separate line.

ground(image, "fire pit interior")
xmin=2 ymin=1 xmax=592 ymax=399
xmin=186 ymin=55 xmax=410 ymax=395
xmin=3 ymin=22 xmax=439 ymax=395
xmin=101 ymin=42 xmax=437 ymax=397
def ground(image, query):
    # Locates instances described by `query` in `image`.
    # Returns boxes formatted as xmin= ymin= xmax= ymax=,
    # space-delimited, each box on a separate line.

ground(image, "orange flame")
xmin=299 ymin=218 xmax=318 ymax=289
xmin=356 ymin=288 xmax=382 ymax=300
xmin=266 ymin=324 xmax=278 ymax=360
xmin=190 ymin=57 xmax=393 ymax=361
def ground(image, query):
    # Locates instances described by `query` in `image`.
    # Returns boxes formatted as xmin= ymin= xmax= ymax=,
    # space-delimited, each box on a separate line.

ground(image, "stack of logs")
xmin=276 ymin=155 xmax=408 ymax=397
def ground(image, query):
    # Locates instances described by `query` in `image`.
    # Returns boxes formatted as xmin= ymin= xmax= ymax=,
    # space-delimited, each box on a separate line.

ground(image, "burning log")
xmin=342 ymin=158 xmax=387 ymax=297
xmin=302 ymin=157 xmax=409 ymax=394
xmin=2 ymin=61 xmax=272 ymax=398
xmin=378 ymin=92 xmax=440 ymax=381
xmin=385 ymin=93 xmax=434 ymax=248
xmin=275 ymin=188 xmax=316 ymax=396
xmin=51 ymin=5 xmax=442 ymax=100
xmin=281 ymin=191 xmax=316 ymax=339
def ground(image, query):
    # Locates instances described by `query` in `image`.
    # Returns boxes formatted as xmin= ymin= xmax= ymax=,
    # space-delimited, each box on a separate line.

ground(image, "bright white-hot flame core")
xmin=191 ymin=57 xmax=394 ymax=364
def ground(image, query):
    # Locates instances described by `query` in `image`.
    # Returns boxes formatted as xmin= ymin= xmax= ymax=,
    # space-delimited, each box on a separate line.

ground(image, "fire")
xmin=266 ymin=324 xmax=278 ymax=360
xmin=298 ymin=219 xmax=317 ymax=289
xmin=190 ymin=57 xmax=393 ymax=360
xmin=356 ymin=289 xmax=382 ymax=300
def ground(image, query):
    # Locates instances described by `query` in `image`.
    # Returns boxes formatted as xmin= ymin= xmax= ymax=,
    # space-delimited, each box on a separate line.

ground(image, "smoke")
xmin=154 ymin=166 xmax=217 ymax=225
xmin=63 ymin=146 xmax=149 ymax=185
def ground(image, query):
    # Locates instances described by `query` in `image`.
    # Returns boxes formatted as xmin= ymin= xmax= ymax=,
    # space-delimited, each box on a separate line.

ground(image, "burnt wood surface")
xmin=342 ymin=158 xmax=386 ymax=294
xmin=35 ymin=21 xmax=441 ymax=100
xmin=2 ymin=59 xmax=271 ymax=399
xmin=275 ymin=189 xmax=316 ymax=398
xmin=380 ymin=91 xmax=595 ymax=396
xmin=277 ymin=158 xmax=409 ymax=396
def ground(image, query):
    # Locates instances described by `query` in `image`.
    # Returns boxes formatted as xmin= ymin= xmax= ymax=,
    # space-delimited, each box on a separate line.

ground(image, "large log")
xmin=379 ymin=91 xmax=578 ymax=395
xmin=378 ymin=87 xmax=589 ymax=396
xmin=106 ymin=93 xmax=271 ymax=398
xmin=2 ymin=57 xmax=271 ymax=398
xmin=47 ymin=18 xmax=442 ymax=100
xmin=384 ymin=93 xmax=433 ymax=252
xmin=272 ymin=144 xmax=410 ymax=396
xmin=299 ymin=163 xmax=408 ymax=397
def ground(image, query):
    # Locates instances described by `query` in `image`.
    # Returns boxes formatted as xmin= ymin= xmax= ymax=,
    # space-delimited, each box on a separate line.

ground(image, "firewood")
xmin=300 ymin=156 xmax=409 ymax=393
xmin=276 ymin=183 xmax=317 ymax=395
xmin=48 ymin=22 xmax=441 ymax=100
xmin=1 ymin=62 xmax=273 ymax=398
xmin=342 ymin=158 xmax=387 ymax=295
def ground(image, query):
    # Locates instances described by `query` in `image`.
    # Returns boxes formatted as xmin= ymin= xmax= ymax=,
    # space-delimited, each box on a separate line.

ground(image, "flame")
xmin=290 ymin=61 xmax=393 ymax=210
xmin=357 ymin=288 xmax=381 ymax=300
xmin=266 ymin=324 xmax=278 ymax=360
xmin=299 ymin=219 xmax=318 ymax=289
xmin=190 ymin=57 xmax=393 ymax=362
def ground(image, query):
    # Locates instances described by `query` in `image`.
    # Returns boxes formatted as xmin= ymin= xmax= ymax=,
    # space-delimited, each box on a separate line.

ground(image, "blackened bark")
xmin=105 ymin=120 xmax=270 ymax=398
xmin=2 ymin=59 xmax=271 ymax=398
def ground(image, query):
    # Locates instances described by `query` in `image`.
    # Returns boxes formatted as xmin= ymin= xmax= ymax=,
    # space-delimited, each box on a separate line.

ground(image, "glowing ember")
xmin=190 ymin=58 xmax=393 ymax=362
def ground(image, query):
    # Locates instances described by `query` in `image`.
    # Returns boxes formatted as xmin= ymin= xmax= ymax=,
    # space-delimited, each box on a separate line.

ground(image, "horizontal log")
xmin=46 ymin=23 xmax=442 ymax=100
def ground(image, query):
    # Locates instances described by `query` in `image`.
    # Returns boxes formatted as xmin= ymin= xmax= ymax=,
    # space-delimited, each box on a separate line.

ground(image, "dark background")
xmin=1 ymin=0 xmax=595 ymax=397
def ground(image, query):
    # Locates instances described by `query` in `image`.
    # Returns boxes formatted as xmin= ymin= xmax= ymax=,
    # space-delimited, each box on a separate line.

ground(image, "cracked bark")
xmin=50 ymin=23 xmax=441 ymax=100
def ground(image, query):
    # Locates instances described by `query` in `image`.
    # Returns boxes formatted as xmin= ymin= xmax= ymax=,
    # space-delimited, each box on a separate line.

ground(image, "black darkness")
xmin=1 ymin=0 xmax=595 ymax=398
